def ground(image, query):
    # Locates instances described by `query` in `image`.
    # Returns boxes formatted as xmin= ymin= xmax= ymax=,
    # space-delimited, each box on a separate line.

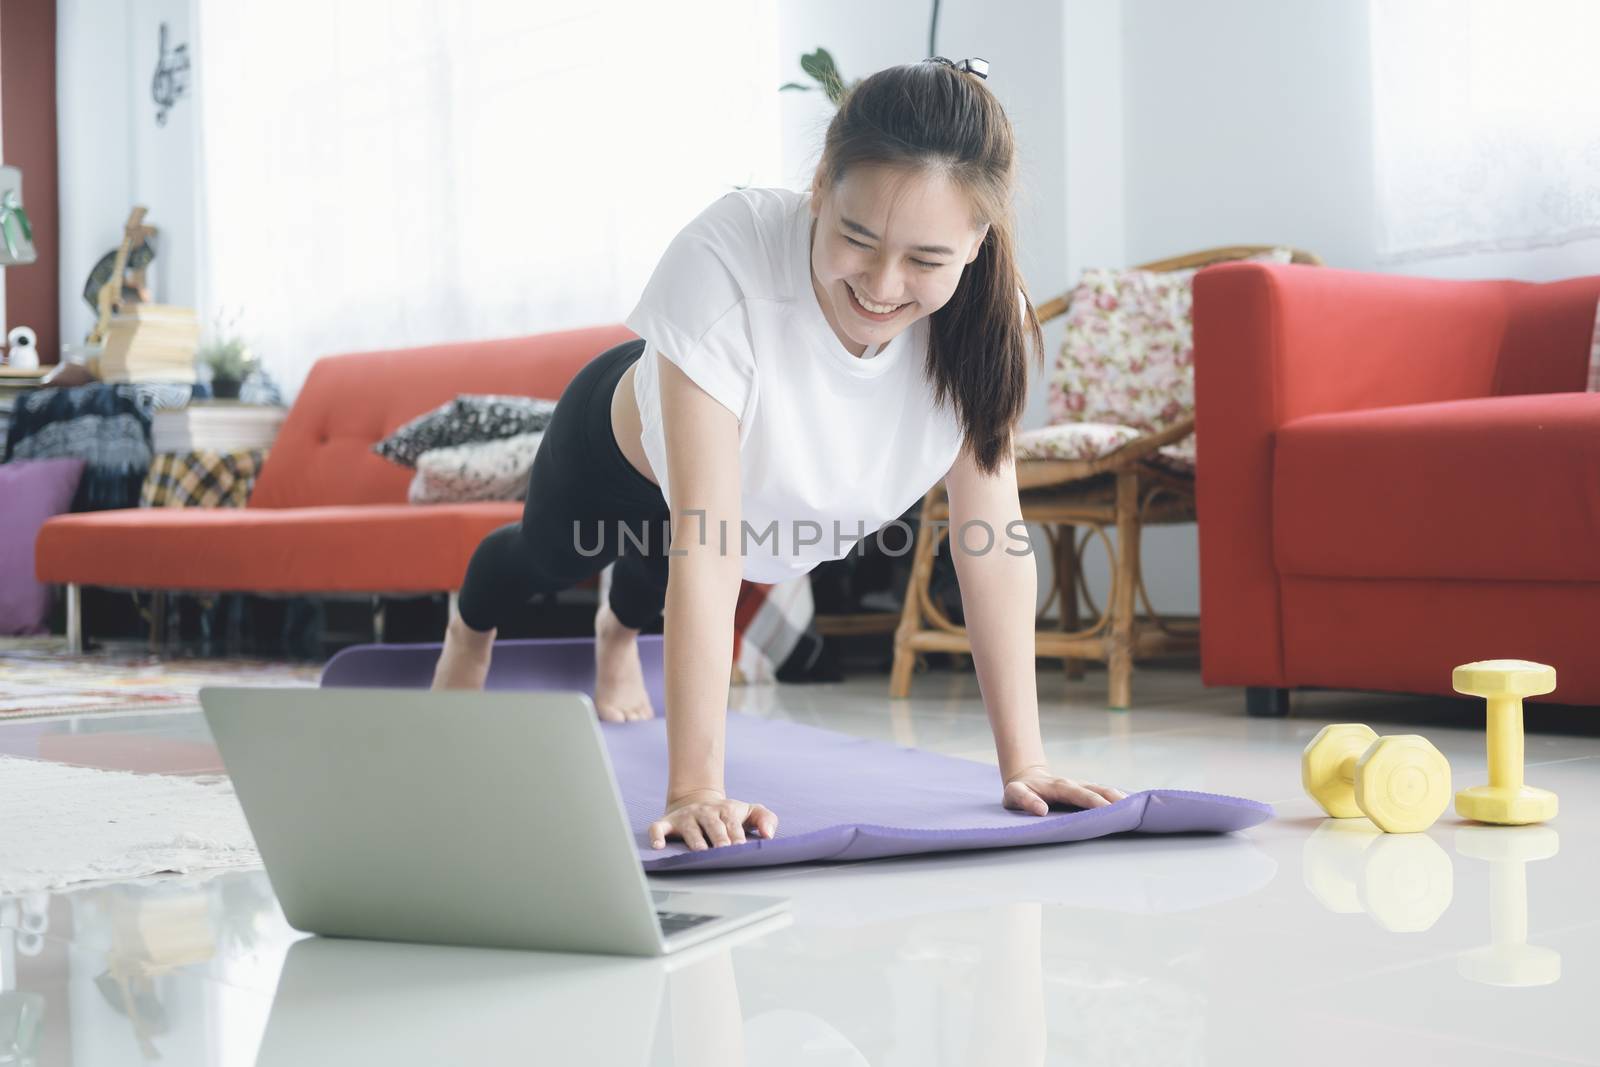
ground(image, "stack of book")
xmin=95 ymin=304 xmax=200 ymax=383
xmin=151 ymin=401 xmax=286 ymax=454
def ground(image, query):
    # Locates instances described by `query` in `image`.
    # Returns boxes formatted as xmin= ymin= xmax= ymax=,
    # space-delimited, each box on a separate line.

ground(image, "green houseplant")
xmin=198 ymin=311 xmax=256 ymax=399
xmin=779 ymin=47 xmax=859 ymax=107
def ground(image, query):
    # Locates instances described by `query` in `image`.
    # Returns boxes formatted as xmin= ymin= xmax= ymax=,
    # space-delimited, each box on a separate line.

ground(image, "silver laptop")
xmin=199 ymin=686 xmax=787 ymax=957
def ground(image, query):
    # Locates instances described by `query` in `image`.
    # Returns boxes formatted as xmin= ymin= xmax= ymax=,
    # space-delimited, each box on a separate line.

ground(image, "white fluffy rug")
xmin=0 ymin=756 xmax=259 ymax=894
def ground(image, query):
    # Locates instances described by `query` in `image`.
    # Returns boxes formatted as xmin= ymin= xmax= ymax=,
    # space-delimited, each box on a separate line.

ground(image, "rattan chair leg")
xmin=1056 ymin=523 xmax=1086 ymax=681
xmin=890 ymin=495 xmax=943 ymax=698
xmin=1107 ymin=471 xmax=1140 ymax=710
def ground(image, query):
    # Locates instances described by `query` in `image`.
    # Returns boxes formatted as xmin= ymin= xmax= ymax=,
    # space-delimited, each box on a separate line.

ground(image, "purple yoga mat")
xmin=607 ymin=714 xmax=1272 ymax=871
xmin=320 ymin=637 xmax=1272 ymax=872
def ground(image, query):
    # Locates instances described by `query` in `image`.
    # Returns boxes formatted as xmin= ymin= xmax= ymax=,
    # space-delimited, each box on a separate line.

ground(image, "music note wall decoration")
xmin=152 ymin=22 xmax=190 ymax=127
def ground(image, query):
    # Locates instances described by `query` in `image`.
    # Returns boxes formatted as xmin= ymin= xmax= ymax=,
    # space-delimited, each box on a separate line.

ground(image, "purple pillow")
xmin=0 ymin=458 xmax=86 ymax=635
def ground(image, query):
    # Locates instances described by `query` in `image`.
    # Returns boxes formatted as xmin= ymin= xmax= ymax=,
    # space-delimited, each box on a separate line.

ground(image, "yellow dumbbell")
xmin=1453 ymin=660 xmax=1559 ymax=825
xmin=1302 ymin=724 xmax=1452 ymax=834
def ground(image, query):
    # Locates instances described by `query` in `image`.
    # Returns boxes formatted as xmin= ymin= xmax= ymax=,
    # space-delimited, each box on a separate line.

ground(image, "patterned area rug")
xmin=0 ymin=638 xmax=319 ymax=721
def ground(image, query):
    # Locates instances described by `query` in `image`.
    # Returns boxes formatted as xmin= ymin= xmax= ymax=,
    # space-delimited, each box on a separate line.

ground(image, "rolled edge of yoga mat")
xmin=320 ymin=634 xmax=666 ymax=713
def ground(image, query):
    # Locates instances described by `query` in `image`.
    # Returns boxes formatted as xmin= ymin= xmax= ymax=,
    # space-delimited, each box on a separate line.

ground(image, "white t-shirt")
xmin=625 ymin=186 xmax=968 ymax=585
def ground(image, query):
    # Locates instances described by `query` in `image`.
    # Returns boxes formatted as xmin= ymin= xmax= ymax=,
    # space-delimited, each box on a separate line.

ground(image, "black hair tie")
xmin=926 ymin=55 xmax=989 ymax=80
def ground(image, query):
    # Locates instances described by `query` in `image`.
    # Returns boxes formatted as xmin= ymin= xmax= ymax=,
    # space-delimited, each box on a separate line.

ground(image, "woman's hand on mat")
xmin=648 ymin=789 xmax=778 ymax=850
xmin=1001 ymin=765 xmax=1127 ymax=816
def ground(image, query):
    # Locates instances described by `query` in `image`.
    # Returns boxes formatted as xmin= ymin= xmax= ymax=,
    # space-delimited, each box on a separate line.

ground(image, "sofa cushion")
xmin=36 ymin=503 xmax=522 ymax=593
xmin=1274 ymin=393 xmax=1600 ymax=581
xmin=1492 ymin=277 xmax=1600 ymax=396
xmin=1015 ymin=424 xmax=1195 ymax=472
xmin=374 ymin=395 xmax=557 ymax=469
xmin=1 ymin=458 xmax=86 ymax=634
xmin=1015 ymin=422 xmax=1141 ymax=462
xmin=410 ymin=432 xmax=544 ymax=504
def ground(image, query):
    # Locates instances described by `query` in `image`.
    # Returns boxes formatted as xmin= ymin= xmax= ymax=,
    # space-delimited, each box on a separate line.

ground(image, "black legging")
xmin=456 ymin=339 xmax=671 ymax=633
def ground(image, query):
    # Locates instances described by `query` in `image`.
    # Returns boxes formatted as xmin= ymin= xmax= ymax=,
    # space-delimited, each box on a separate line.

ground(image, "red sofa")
xmin=1193 ymin=263 xmax=1600 ymax=713
xmin=37 ymin=324 xmax=635 ymax=650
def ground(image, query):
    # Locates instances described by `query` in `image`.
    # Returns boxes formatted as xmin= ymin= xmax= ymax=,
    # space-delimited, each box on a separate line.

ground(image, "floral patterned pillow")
xmin=1047 ymin=250 xmax=1294 ymax=434
xmin=409 ymin=432 xmax=544 ymax=504
xmin=374 ymin=394 xmax=558 ymax=469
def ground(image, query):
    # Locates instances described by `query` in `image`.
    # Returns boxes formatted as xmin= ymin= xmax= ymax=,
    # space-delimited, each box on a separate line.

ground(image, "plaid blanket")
xmin=732 ymin=575 xmax=824 ymax=684
xmin=141 ymin=449 xmax=267 ymax=508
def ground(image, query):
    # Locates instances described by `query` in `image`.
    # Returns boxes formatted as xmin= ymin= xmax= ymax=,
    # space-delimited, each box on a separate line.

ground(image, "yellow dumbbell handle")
xmin=1485 ymin=694 xmax=1525 ymax=792
xmin=1336 ymin=755 xmax=1357 ymax=784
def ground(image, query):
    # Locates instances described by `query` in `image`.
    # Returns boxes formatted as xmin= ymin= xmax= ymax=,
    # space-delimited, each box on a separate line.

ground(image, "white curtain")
xmin=195 ymin=0 xmax=782 ymax=400
xmin=1369 ymin=0 xmax=1600 ymax=262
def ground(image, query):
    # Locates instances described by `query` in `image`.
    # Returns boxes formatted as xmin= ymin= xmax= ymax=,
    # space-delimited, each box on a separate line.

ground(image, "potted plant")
xmin=198 ymin=310 xmax=256 ymax=399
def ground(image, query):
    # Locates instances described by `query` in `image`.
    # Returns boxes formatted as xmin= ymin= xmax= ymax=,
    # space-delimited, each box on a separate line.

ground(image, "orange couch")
xmin=1193 ymin=263 xmax=1600 ymax=713
xmin=36 ymin=324 xmax=636 ymax=649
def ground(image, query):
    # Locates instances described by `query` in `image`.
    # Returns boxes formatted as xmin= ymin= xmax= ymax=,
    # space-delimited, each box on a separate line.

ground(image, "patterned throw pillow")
xmin=1046 ymin=249 xmax=1295 ymax=434
xmin=373 ymin=394 xmax=557 ymax=468
xmin=409 ymin=432 xmax=545 ymax=504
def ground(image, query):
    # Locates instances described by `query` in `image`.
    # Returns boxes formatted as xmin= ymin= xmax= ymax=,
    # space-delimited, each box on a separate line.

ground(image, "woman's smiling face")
xmin=809 ymin=164 xmax=989 ymax=357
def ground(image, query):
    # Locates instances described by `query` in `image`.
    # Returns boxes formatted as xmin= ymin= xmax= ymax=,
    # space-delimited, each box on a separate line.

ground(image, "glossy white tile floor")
xmin=1 ymin=664 xmax=1596 ymax=1066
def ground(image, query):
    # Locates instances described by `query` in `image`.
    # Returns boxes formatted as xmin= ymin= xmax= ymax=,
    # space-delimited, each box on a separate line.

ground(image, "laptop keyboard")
xmin=656 ymin=910 xmax=716 ymax=935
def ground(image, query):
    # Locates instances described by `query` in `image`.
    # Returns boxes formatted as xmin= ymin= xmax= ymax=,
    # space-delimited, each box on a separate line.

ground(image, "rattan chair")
xmin=889 ymin=245 xmax=1323 ymax=709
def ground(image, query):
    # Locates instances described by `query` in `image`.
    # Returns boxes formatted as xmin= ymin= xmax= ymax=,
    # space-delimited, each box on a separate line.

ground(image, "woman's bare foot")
xmin=593 ymin=599 xmax=655 ymax=722
xmin=431 ymin=611 xmax=496 ymax=690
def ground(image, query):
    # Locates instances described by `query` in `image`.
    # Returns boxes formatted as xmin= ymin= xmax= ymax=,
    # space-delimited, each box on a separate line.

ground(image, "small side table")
xmin=137 ymin=447 xmax=272 ymax=653
xmin=138 ymin=400 xmax=284 ymax=651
